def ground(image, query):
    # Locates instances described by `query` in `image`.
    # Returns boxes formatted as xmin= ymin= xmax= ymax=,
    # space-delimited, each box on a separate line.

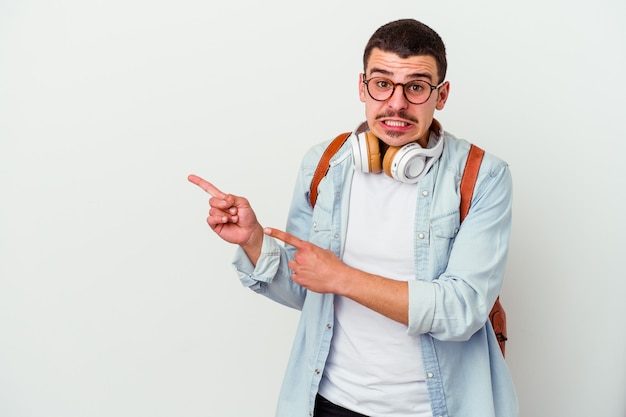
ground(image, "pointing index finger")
xmin=264 ymin=227 xmax=304 ymax=248
xmin=187 ymin=174 xmax=226 ymax=198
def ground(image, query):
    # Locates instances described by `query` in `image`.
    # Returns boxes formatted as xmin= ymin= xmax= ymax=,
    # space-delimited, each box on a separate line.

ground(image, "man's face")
xmin=359 ymin=48 xmax=449 ymax=148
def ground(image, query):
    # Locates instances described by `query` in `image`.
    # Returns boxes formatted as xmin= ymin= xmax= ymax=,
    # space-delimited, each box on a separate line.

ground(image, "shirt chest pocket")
xmin=309 ymin=209 xmax=334 ymax=249
xmin=430 ymin=213 xmax=460 ymax=270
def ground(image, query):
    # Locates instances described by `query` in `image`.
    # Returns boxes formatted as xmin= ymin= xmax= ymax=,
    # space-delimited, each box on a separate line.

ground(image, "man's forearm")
xmin=338 ymin=268 xmax=409 ymax=325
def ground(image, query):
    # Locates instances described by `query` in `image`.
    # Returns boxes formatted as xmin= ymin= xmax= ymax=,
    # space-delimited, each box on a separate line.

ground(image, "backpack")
xmin=308 ymin=132 xmax=508 ymax=356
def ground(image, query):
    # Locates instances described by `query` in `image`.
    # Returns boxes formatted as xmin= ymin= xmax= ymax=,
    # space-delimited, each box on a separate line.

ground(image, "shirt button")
xmin=422 ymin=190 xmax=429 ymax=196
xmin=315 ymin=369 xmax=321 ymax=375
xmin=418 ymin=233 xmax=425 ymax=239
xmin=313 ymin=222 xmax=317 ymax=230
xmin=326 ymin=323 xmax=332 ymax=329
xmin=427 ymin=372 xmax=434 ymax=378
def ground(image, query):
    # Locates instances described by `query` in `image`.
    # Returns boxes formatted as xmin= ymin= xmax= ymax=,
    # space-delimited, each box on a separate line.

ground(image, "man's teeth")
xmin=385 ymin=121 xmax=408 ymax=127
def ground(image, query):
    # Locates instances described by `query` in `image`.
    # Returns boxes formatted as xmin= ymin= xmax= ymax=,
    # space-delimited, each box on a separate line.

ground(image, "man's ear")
xmin=435 ymin=81 xmax=450 ymax=110
xmin=359 ymin=73 xmax=367 ymax=103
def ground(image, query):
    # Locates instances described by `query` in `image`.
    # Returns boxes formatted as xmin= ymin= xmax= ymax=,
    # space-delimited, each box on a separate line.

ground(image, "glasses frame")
xmin=362 ymin=75 xmax=444 ymax=105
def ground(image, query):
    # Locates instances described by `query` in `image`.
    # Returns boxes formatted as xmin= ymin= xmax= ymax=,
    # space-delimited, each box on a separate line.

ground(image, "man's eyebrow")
xmin=368 ymin=67 xmax=393 ymax=77
xmin=368 ymin=67 xmax=434 ymax=82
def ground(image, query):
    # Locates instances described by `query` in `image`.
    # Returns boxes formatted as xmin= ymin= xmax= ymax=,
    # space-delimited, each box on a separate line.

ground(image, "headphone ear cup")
xmin=384 ymin=143 xmax=428 ymax=183
xmin=364 ymin=132 xmax=382 ymax=173
xmin=351 ymin=131 xmax=382 ymax=173
xmin=382 ymin=145 xmax=400 ymax=178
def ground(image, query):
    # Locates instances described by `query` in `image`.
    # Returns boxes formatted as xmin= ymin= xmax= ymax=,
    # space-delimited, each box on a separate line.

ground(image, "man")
xmin=189 ymin=18 xmax=518 ymax=417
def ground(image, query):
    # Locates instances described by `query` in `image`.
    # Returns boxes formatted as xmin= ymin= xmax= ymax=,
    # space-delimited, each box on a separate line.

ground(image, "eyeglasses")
xmin=362 ymin=75 xmax=444 ymax=105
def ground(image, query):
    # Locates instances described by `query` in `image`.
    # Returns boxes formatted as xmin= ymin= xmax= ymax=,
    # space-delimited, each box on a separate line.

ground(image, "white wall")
xmin=1 ymin=1 xmax=624 ymax=416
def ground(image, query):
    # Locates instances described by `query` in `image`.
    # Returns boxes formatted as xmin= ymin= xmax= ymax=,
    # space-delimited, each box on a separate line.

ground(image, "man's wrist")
xmin=240 ymin=226 xmax=265 ymax=265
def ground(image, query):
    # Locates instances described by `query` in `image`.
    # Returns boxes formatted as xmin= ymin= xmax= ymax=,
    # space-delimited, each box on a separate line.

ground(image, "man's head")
xmin=359 ymin=19 xmax=449 ymax=148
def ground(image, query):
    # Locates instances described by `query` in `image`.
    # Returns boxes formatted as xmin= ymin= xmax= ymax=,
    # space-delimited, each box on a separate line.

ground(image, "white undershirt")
xmin=318 ymin=170 xmax=433 ymax=417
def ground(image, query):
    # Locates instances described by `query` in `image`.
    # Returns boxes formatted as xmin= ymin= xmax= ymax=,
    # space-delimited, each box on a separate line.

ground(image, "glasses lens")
xmin=404 ymin=80 xmax=431 ymax=104
xmin=366 ymin=77 xmax=433 ymax=104
xmin=366 ymin=77 xmax=395 ymax=101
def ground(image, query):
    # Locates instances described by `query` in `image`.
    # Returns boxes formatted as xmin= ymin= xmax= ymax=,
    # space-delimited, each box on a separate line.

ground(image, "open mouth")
xmin=383 ymin=120 xmax=410 ymax=128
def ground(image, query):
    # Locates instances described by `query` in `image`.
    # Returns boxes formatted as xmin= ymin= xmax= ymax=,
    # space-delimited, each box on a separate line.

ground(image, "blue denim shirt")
xmin=232 ymin=126 xmax=519 ymax=417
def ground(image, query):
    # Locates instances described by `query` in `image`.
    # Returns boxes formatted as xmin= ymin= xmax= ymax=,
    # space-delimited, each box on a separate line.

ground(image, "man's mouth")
xmin=383 ymin=120 xmax=410 ymax=128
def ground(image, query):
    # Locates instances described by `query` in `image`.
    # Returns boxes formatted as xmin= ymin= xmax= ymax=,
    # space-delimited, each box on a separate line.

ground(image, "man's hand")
xmin=188 ymin=174 xmax=264 ymax=263
xmin=263 ymin=227 xmax=350 ymax=294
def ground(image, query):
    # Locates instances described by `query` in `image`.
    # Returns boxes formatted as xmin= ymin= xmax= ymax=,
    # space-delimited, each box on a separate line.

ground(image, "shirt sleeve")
xmin=407 ymin=160 xmax=513 ymax=340
xmin=232 ymin=234 xmax=281 ymax=288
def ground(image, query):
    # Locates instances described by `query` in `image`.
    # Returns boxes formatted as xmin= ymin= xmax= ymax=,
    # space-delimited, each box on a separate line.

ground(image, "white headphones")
xmin=351 ymin=120 xmax=444 ymax=184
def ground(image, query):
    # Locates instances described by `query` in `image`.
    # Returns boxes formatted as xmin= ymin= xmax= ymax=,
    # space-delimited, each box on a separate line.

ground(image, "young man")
xmin=189 ymin=18 xmax=518 ymax=417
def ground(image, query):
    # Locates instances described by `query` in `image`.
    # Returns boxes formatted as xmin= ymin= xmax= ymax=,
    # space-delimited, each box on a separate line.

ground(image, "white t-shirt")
xmin=318 ymin=169 xmax=433 ymax=417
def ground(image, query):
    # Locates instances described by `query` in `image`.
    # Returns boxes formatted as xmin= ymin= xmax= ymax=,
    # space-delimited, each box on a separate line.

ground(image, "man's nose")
xmin=386 ymin=84 xmax=409 ymax=109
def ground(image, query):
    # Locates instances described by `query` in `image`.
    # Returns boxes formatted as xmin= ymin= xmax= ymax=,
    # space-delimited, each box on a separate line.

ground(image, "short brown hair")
xmin=363 ymin=19 xmax=447 ymax=84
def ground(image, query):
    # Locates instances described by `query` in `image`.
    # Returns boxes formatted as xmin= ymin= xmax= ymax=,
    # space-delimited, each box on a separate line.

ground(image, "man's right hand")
xmin=188 ymin=174 xmax=264 ymax=263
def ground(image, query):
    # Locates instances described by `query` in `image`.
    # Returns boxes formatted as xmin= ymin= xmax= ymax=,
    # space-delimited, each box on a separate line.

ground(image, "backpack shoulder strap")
xmin=309 ymin=132 xmax=351 ymax=208
xmin=460 ymin=144 xmax=485 ymax=222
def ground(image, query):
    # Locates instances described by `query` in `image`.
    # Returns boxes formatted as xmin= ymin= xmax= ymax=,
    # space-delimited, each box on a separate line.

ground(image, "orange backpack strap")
xmin=459 ymin=144 xmax=507 ymax=357
xmin=309 ymin=132 xmax=351 ymax=208
xmin=460 ymin=144 xmax=485 ymax=222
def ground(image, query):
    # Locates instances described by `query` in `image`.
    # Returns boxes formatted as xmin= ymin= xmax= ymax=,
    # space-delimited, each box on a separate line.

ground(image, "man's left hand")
xmin=264 ymin=227 xmax=349 ymax=294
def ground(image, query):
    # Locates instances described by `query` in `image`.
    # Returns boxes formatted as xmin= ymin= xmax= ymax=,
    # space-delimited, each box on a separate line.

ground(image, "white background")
xmin=1 ymin=1 xmax=625 ymax=416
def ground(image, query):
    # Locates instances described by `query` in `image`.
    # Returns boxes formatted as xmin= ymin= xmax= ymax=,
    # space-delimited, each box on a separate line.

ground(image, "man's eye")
xmin=376 ymin=80 xmax=392 ymax=89
xmin=408 ymin=83 xmax=425 ymax=92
